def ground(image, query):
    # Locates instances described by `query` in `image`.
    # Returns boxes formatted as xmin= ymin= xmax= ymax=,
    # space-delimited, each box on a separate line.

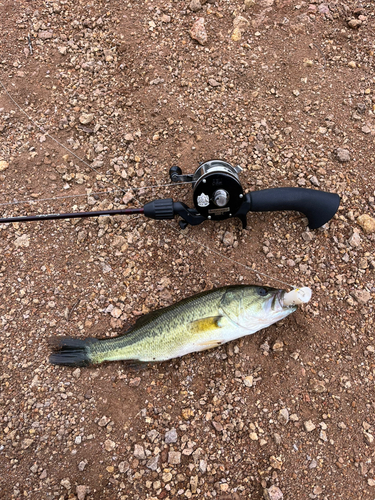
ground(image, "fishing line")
xmin=1 ymin=80 xmax=296 ymax=289
xmin=0 ymin=181 xmax=194 ymax=209
xmin=164 ymin=221 xmax=296 ymax=289
xmin=0 ymin=80 xmax=194 ymax=202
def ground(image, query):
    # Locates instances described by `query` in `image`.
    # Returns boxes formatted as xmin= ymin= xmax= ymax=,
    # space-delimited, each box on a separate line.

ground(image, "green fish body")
xmin=49 ymin=285 xmax=296 ymax=367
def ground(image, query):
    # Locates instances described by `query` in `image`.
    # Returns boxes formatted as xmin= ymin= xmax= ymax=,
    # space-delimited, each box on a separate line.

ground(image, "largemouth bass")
xmin=49 ymin=285 xmax=304 ymax=367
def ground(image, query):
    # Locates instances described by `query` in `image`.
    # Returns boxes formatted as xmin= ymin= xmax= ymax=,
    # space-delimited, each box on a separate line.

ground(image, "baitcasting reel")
xmin=0 ymin=159 xmax=340 ymax=230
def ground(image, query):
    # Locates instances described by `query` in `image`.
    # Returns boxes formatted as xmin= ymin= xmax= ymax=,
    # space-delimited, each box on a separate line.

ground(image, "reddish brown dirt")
xmin=0 ymin=1 xmax=375 ymax=499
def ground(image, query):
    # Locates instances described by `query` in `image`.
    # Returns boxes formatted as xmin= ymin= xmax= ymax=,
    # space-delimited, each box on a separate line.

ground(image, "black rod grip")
xmin=143 ymin=198 xmax=175 ymax=220
xmin=249 ymin=188 xmax=340 ymax=229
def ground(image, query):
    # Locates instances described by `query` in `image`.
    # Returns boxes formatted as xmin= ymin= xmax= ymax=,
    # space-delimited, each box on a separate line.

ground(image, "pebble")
xmin=357 ymin=214 xmax=375 ymax=234
xmin=304 ymin=420 xmax=316 ymax=432
xmin=189 ymin=18 xmax=207 ymax=45
xmin=278 ymin=408 xmax=289 ymax=425
xmin=78 ymin=460 xmax=88 ymax=471
xmin=14 ymin=234 xmax=30 ymax=248
xmin=79 ymin=113 xmax=94 ymax=125
xmin=134 ymin=444 xmax=146 ymax=459
xmin=243 ymin=375 xmax=254 ymax=387
xmin=348 ymin=19 xmax=362 ymax=29
xmin=348 ymin=61 xmax=356 ymax=69
xmin=0 ymin=160 xmax=9 ymax=171
xmin=189 ymin=0 xmax=202 ymax=11
xmin=351 ymin=289 xmax=371 ymax=304
xmin=60 ymin=478 xmax=71 ymax=490
xmin=336 ymin=148 xmax=350 ymax=163
xmin=263 ymin=485 xmax=284 ymax=500
xmin=38 ymin=30 xmax=53 ymax=39
xmin=98 ymin=416 xmax=110 ymax=427
xmin=348 ymin=231 xmax=361 ymax=247
xmin=168 ymin=451 xmax=181 ymax=465
xmin=165 ymin=428 xmax=178 ymax=444
xmin=76 ymin=485 xmax=87 ymax=500
xmin=146 ymin=455 xmax=159 ymax=471
xmin=104 ymin=439 xmax=116 ymax=451
xmin=222 ymin=231 xmax=235 ymax=246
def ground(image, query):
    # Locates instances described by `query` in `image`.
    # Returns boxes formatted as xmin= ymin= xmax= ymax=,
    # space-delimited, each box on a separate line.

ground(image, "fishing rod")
xmin=0 ymin=159 xmax=340 ymax=229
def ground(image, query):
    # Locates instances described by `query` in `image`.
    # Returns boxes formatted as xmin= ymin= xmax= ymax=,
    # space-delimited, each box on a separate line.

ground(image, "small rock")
xmin=58 ymin=46 xmax=67 ymax=55
xmin=98 ymin=416 xmax=110 ymax=427
xmin=78 ymin=460 xmax=88 ymax=471
xmin=134 ymin=444 xmax=146 ymax=460
xmin=348 ymin=231 xmax=361 ymax=247
xmin=208 ymin=78 xmax=220 ymax=87
xmin=313 ymin=485 xmax=323 ymax=495
xmin=111 ymin=307 xmax=122 ymax=318
xmin=222 ymin=231 xmax=235 ymax=246
xmin=14 ymin=234 xmax=30 ymax=248
xmin=309 ymin=176 xmax=320 ymax=187
xmin=351 ymin=289 xmax=371 ymax=304
xmin=348 ymin=19 xmax=362 ymax=29
xmin=244 ymin=0 xmax=255 ymax=8
xmin=104 ymin=439 xmax=116 ymax=452
xmin=269 ymin=455 xmax=283 ymax=470
xmin=231 ymin=27 xmax=242 ymax=41
xmin=274 ymin=433 xmax=281 ymax=445
xmin=122 ymin=191 xmax=134 ymax=205
xmin=368 ymin=478 xmax=375 ymax=487
xmin=118 ymin=461 xmax=129 ymax=473
xmin=199 ymin=459 xmax=207 ymax=473
xmin=21 ymin=438 xmax=34 ymax=449
xmin=362 ymin=125 xmax=372 ymax=134
xmin=273 ymin=340 xmax=284 ymax=351
xmin=129 ymin=377 xmax=141 ymax=387
xmin=38 ymin=31 xmax=53 ymax=39
xmin=278 ymin=408 xmax=289 ymax=425
xmin=249 ymin=432 xmax=258 ymax=441
xmin=319 ymin=430 xmax=328 ymax=442
xmin=263 ymin=485 xmax=284 ymax=500
xmin=124 ymin=133 xmax=134 ymax=141
xmin=79 ymin=113 xmax=94 ymax=125
xmin=0 ymin=160 xmax=9 ymax=171
xmin=357 ymin=214 xmax=375 ymax=234
xmin=189 ymin=18 xmax=207 ymax=45
xmin=168 ymin=451 xmax=181 ymax=465
xmin=146 ymin=455 xmax=159 ymax=471
xmin=364 ymin=432 xmax=374 ymax=445
xmin=165 ymin=428 xmax=178 ymax=444
xmin=60 ymin=478 xmax=71 ymax=490
xmin=304 ymin=420 xmax=316 ymax=432
xmin=310 ymin=378 xmax=327 ymax=393
xmin=76 ymin=485 xmax=87 ymax=500
xmin=243 ymin=375 xmax=253 ymax=387
xmin=189 ymin=0 xmax=202 ymax=11
xmin=348 ymin=61 xmax=356 ymax=69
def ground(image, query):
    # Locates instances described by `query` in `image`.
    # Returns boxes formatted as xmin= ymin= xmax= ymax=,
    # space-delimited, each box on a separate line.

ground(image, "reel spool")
xmin=170 ymin=160 xmax=244 ymax=221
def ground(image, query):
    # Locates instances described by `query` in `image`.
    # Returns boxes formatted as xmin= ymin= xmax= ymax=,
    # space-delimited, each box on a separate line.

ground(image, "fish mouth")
xmin=271 ymin=290 xmax=294 ymax=311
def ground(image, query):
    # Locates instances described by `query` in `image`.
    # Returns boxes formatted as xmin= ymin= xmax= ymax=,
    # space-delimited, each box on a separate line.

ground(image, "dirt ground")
xmin=0 ymin=0 xmax=375 ymax=499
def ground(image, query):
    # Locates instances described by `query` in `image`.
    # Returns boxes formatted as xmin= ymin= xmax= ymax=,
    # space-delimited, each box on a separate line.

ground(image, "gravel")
xmin=0 ymin=0 xmax=375 ymax=499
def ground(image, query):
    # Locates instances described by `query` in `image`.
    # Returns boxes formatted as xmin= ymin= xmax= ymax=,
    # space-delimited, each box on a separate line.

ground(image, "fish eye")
xmin=257 ymin=287 xmax=268 ymax=297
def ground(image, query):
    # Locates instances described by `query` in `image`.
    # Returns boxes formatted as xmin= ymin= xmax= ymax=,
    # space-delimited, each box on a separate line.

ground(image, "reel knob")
xmin=213 ymin=189 xmax=230 ymax=208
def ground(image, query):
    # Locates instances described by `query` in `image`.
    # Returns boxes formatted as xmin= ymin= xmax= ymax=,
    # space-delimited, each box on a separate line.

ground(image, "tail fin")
xmin=49 ymin=337 xmax=98 ymax=367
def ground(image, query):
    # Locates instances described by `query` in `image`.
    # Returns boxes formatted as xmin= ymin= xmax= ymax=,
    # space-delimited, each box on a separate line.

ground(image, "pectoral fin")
xmin=190 ymin=316 xmax=223 ymax=333
xmin=189 ymin=316 xmax=225 ymax=349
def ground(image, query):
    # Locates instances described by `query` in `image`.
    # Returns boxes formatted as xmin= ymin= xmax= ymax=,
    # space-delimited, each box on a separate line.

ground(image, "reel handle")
xmin=246 ymin=188 xmax=340 ymax=229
